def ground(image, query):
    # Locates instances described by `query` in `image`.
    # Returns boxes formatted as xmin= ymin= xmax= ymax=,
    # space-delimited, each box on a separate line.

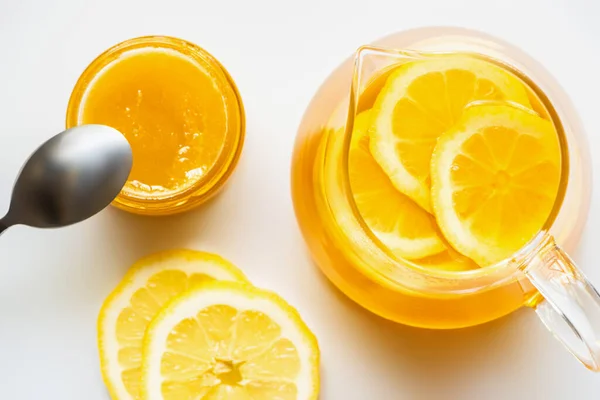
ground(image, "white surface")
xmin=0 ymin=0 xmax=598 ymax=398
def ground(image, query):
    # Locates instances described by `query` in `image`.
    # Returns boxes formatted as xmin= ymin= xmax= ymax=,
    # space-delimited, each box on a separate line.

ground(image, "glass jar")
xmin=291 ymin=27 xmax=600 ymax=369
xmin=67 ymin=36 xmax=245 ymax=215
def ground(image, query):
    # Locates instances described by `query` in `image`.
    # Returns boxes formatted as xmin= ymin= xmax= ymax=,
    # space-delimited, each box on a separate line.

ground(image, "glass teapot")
xmin=291 ymin=27 xmax=600 ymax=370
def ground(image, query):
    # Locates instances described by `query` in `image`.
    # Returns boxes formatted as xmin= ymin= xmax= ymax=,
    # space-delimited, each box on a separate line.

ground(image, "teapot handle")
xmin=524 ymin=234 xmax=600 ymax=371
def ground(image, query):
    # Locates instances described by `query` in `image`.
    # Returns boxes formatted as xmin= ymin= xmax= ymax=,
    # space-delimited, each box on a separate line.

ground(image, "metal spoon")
xmin=0 ymin=125 xmax=132 ymax=234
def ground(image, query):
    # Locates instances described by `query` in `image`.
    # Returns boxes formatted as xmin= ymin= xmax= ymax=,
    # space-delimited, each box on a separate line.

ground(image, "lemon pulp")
xmin=79 ymin=47 xmax=229 ymax=198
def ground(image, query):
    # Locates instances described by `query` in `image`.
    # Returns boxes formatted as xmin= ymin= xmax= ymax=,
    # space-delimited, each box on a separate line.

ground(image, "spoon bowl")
xmin=1 ymin=125 xmax=132 ymax=233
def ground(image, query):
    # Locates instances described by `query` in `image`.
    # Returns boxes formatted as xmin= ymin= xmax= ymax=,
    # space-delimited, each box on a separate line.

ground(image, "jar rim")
xmin=66 ymin=35 xmax=245 ymax=215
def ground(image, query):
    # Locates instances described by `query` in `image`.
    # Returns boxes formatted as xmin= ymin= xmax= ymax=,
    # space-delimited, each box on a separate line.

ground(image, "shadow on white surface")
xmin=292 ymin=246 xmax=597 ymax=399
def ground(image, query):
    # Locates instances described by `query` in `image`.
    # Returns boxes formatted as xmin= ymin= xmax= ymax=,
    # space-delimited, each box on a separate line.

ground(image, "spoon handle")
xmin=0 ymin=218 xmax=11 ymax=235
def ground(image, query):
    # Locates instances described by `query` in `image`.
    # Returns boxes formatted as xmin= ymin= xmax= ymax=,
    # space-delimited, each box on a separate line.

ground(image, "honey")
xmin=67 ymin=36 xmax=244 ymax=215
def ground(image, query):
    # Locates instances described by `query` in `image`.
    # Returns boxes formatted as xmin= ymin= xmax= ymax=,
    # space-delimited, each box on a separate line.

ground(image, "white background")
xmin=0 ymin=0 xmax=598 ymax=398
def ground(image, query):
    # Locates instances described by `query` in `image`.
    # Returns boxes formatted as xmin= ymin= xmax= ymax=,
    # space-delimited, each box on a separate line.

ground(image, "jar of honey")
xmin=66 ymin=36 xmax=244 ymax=215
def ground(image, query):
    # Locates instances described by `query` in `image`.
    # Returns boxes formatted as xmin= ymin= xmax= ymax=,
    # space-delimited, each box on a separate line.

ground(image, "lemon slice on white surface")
xmin=98 ymin=250 xmax=249 ymax=399
xmin=141 ymin=281 xmax=320 ymax=400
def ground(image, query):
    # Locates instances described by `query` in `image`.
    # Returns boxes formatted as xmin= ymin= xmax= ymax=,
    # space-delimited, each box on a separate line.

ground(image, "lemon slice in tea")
xmin=431 ymin=104 xmax=561 ymax=266
xmin=349 ymin=110 xmax=445 ymax=259
xmin=370 ymin=56 xmax=531 ymax=212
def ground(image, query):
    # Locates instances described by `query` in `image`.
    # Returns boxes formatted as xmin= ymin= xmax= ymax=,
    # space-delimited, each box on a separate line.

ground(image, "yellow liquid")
xmin=292 ymin=59 xmax=557 ymax=328
xmin=80 ymin=48 xmax=228 ymax=197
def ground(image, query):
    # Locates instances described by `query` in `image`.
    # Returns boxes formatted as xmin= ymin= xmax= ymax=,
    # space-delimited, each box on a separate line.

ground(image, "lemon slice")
xmin=370 ymin=56 xmax=531 ymax=212
xmin=349 ymin=110 xmax=445 ymax=259
xmin=431 ymin=104 xmax=561 ymax=266
xmin=141 ymin=281 xmax=319 ymax=400
xmin=412 ymin=247 xmax=479 ymax=272
xmin=98 ymin=250 xmax=249 ymax=400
